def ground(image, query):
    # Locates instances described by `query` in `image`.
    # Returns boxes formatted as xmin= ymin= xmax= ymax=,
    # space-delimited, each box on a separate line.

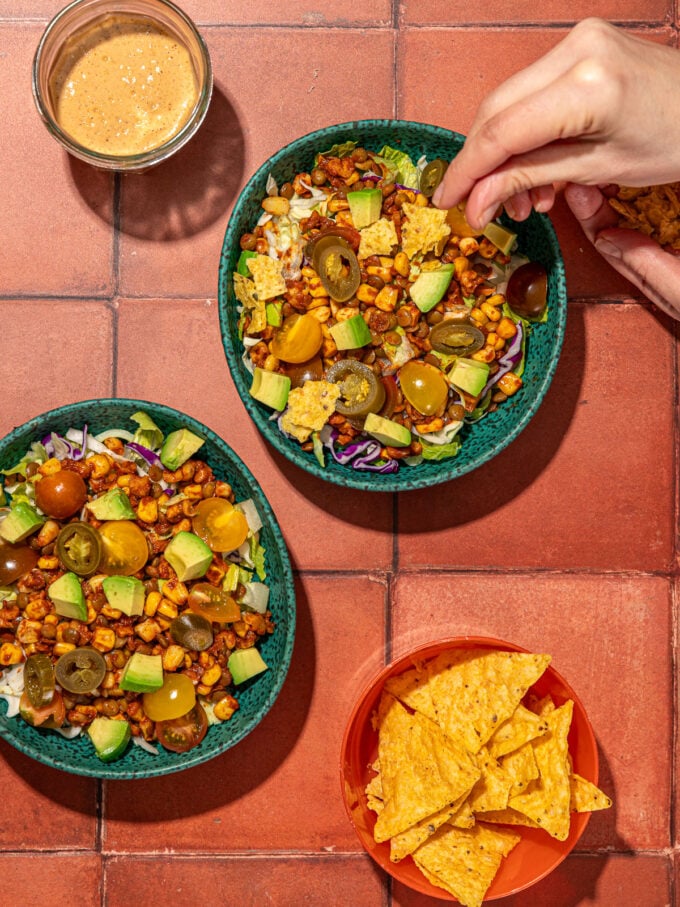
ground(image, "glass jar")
xmin=32 ymin=0 xmax=213 ymax=171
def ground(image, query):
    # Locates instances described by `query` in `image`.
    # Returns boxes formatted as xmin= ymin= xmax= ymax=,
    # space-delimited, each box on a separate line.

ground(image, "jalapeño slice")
xmin=419 ymin=159 xmax=448 ymax=198
xmin=325 ymin=359 xmax=386 ymax=417
xmin=315 ymin=241 xmax=361 ymax=302
xmin=24 ymin=653 xmax=55 ymax=708
xmin=56 ymin=522 xmax=102 ymax=576
xmin=429 ymin=321 xmax=485 ymax=356
xmin=55 ymin=647 xmax=106 ymax=694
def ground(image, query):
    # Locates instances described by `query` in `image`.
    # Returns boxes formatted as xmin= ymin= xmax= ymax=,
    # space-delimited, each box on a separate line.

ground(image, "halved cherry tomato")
xmin=35 ymin=470 xmax=87 ymax=519
xmin=188 ymin=582 xmax=241 ymax=623
xmin=399 ymin=360 xmax=449 ymax=416
xmin=271 ymin=313 xmax=323 ymax=364
xmin=191 ymin=498 xmax=249 ymax=553
xmin=156 ymin=703 xmax=208 ymax=753
xmin=506 ymin=262 xmax=548 ymax=320
xmin=19 ymin=689 xmax=65 ymax=728
xmin=56 ymin=522 xmax=102 ymax=576
xmin=143 ymin=673 xmax=196 ymax=722
xmin=0 ymin=540 xmax=38 ymax=584
xmin=282 ymin=356 xmax=324 ymax=388
xmin=170 ymin=612 xmax=214 ymax=651
xmin=97 ymin=520 xmax=149 ymax=576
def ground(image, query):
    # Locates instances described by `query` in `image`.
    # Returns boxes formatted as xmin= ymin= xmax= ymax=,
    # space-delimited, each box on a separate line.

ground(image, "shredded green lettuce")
xmin=377 ymin=145 xmax=420 ymax=189
xmin=316 ymin=140 xmax=357 ymax=161
xmin=249 ymin=536 xmax=267 ymax=581
xmin=420 ymin=437 xmax=462 ymax=461
xmin=130 ymin=412 xmax=164 ymax=451
xmin=2 ymin=442 xmax=47 ymax=477
xmin=312 ymin=431 xmax=325 ymax=468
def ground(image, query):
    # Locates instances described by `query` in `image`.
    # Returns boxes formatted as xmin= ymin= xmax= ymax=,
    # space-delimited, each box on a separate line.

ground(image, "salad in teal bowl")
xmin=0 ymin=399 xmax=295 ymax=778
xmin=218 ymin=120 xmax=567 ymax=492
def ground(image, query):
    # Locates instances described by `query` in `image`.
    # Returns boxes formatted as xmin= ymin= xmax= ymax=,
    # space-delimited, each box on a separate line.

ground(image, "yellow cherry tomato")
xmin=271 ymin=313 xmax=323 ymax=364
xmin=143 ymin=673 xmax=196 ymax=722
xmin=399 ymin=360 xmax=449 ymax=416
xmin=97 ymin=520 xmax=149 ymax=576
xmin=188 ymin=582 xmax=241 ymax=623
xmin=191 ymin=498 xmax=249 ymax=552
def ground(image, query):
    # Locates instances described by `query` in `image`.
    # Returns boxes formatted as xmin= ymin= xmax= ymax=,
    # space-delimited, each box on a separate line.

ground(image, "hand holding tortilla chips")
xmin=363 ymin=647 xmax=612 ymax=907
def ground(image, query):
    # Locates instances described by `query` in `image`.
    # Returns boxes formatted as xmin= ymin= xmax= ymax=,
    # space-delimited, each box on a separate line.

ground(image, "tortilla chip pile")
xmin=609 ymin=183 xmax=680 ymax=250
xmin=366 ymin=649 xmax=611 ymax=907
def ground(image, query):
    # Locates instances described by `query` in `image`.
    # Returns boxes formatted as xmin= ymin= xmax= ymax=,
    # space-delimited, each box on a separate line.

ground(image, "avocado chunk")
xmin=449 ymin=358 xmax=490 ymax=396
xmin=102 ymin=575 xmax=145 ymax=617
xmin=482 ymin=221 xmax=517 ymax=255
xmin=0 ymin=503 xmax=44 ymax=543
xmin=48 ymin=572 xmax=87 ymax=621
xmin=160 ymin=428 xmax=205 ymax=471
xmin=228 ymin=648 xmax=268 ymax=685
xmin=329 ymin=313 xmax=372 ymax=351
xmin=164 ymin=531 xmax=213 ymax=582
xmin=87 ymin=716 xmax=131 ymax=762
xmin=363 ymin=413 xmax=412 ymax=448
xmin=87 ymin=487 xmax=136 ymax=521
xmin=265 ymin=301 xmax=283 ymax=327
xmin=119 ymin=652 xmax=164 ymax=693
xmin=347 ymin=187 xmax=383 ymax=229
xmin=250 ymin=367 xmax=291 ymax=411
xmin=409 ymin=264 xmax=455 ymax=313
xmin=237 ymin=249 xmax=257 ymax=276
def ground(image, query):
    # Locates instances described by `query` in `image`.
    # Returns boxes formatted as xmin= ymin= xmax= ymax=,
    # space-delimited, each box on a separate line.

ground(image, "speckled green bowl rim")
xmin=0 ymin=398 xmax=295 ymax=779
xmin=218 ymin=119 xmax=568 ymax=492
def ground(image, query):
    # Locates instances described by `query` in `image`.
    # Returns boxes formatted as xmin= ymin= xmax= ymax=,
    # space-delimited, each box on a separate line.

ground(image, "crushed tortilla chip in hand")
xmin=366 ymin=648 xmax=612 ymax=907
xmin=609 ymin=183 xmax=680 ymax=250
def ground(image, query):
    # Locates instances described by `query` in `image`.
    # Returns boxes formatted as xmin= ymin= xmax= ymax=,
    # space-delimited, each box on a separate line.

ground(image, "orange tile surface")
xmin=0 ymin=3 xmax=678 ymax=905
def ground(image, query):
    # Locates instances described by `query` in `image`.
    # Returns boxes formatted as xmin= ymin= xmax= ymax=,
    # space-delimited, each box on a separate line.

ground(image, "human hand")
xmin=432 ymin=18 xmax=680 ymax=230
xmin=565 ymin=183 xmax=680 ymax=320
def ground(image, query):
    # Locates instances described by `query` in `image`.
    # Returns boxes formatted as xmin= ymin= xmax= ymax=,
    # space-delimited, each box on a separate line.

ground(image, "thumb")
xmin=594 ymin=229 xmax=680 ymax=320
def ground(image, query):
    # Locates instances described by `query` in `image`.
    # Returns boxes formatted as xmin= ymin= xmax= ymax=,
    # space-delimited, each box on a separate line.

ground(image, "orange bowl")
xmin=339 ymin=637 xmax=598 ymax=901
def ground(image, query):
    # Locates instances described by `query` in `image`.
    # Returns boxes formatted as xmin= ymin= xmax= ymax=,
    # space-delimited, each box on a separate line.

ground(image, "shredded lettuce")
xmin=312 ymin=431 xmax=325 ymax=468
xmin=316 ymin=140 xmax=357 ymax=161
xmin=377 ymin=145 xmax=420 ymax=189
xmin=2 ymin=442 xmax=47 ymax=477
xmin=130 ymin=412 xmax=164 ymax=451
xmin=420 ymin=437 xmax=462 ymax=461
xmin=249 ymin=536 xmax=267 ymax=581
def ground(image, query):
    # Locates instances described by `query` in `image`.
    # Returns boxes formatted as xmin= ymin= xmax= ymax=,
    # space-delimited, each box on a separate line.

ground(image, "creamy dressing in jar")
xmin=48 ymin=13 xmax=199 ymax=157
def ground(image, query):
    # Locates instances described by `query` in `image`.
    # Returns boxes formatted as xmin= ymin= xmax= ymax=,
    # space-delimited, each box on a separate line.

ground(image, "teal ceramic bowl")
xmin=0 ymin=399 xmax=295 ymax=779
xmin=218 ymin=119 xmax=567 ymax=492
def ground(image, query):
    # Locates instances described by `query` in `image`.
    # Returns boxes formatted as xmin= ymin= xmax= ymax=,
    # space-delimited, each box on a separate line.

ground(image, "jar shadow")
xmin=67 ymin=85 xmax=245 ymax=241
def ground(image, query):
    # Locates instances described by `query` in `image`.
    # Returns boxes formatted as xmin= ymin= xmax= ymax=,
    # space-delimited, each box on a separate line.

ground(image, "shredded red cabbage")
xmin=324 ymin=430 xmax=399 ymax=474
xmin=481 ymin=321 xmax=524 ymax=397
xmin=42 ymin=432 xmax=74 ymax=459
xmin=72 ymin=425 xmax=88 ymax=461
xmin=126 ymin=442 xmax=162 ymax=467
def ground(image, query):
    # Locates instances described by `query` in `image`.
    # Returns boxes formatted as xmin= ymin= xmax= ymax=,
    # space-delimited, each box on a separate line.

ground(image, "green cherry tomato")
xmin=170 ymin=612 xmax=214 ymax=651
xmin=56 ymin=522 xmax=102 ymax=576
xmin=398 ymin=360 xmax=449 ymax=416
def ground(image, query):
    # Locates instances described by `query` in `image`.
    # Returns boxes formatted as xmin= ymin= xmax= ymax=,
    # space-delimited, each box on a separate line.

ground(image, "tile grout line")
xmin=110 ymin=173 xmax=122 ymax=396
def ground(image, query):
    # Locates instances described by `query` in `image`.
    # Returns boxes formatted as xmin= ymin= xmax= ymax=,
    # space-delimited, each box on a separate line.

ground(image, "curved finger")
xmin=530 ymin=184 xmax=556 ymax=214
xmin=563 ymin=182 xmax=618 ymax=237
xmin=504 ymin=190 xmax=532 ymax=221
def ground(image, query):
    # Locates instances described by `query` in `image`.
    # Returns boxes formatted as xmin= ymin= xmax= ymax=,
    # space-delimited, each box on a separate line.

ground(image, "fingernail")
xmin=476 ymin=205 xmax=496 ymax=228
xmin=595 ymin=238 xmax=622 ymax=260
xmin=432 ymin=185 xmax=444 ymax=207
xmin=504 ymin=200 xmax=517 ymax=220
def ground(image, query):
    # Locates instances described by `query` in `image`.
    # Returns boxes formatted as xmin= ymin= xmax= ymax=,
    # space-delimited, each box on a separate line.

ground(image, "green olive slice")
xmin=56 ymin=522 xmax=102 ymax=576
xmin=170 ymin=612 xmax=214 ymax=651
xmin=419 ymin=159 xmax=448 ymax=198
xmin=429 ymin=321 xmax=485 ymax=356
xmin=315 ymin=242 xmax=361 ymax=303
xmin=55 ymin=647 xmax=106 ymax=694
xmin=326 ymin=359 xmax=386 ymax=417
xmin=24 ymin=653 xmax=55 ymax=708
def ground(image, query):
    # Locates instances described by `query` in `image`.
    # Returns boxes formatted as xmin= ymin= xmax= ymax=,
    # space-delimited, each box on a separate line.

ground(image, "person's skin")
xmin=432 ymin=17 xmax=680 ymax=319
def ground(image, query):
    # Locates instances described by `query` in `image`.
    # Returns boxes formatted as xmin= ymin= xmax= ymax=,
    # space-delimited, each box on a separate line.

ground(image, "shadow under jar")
xmin=32 ymin=0 xmax=213 ymax=171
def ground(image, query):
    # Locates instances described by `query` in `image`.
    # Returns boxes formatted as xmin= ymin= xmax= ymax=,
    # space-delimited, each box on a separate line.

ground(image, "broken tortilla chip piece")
xmin=509 ymin=700 xmax=574 ymax=841
xmin=233 ymin=273 xmax=267 ymax=334
xmin=373 ymin=692 xmax=480 ymax=843
xmin=383 ymin=661 xmax=437 ymax=722
xmin=401 ymin=203 xmax=451 ymax=259
xmin=609 ymin=183 xmax=680 ymax=250
xmin=570 ymin=773 xmax=613 ymax=813
xmin=246 ymin=253 xmax=287 ymax=301
xmin=501 ymin=741 xmax=540 ymax=798
xmin=413 ymin=822 xmax=521 ymax=907
xmin=424 ymin=649 xmax=551 ymax=754
xmin=389 ymin=791 xmax=470 ymax=863
xmin=358 ymin=217 xmax=398 ymax=260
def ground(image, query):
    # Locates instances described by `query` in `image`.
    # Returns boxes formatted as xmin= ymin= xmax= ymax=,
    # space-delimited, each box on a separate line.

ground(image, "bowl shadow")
xmin=67 ymin=84 xmax=245 ymax=241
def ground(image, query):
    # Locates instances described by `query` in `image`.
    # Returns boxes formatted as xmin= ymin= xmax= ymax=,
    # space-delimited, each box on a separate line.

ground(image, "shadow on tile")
xmin=395 ymin=304 xmax=586 ymax=528
xmin=101 ymin=575 xmax=315 ymax=818
xmin=68 ymin=86 xmax=245 ymax=240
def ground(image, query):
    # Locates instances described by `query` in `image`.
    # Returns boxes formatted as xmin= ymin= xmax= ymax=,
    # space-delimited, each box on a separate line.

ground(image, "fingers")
xmin=565 ymin=183 xmax=680 ymax=319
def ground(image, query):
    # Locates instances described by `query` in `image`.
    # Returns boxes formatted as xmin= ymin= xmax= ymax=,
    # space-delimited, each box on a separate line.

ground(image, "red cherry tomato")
xmin=156 ymin=703 xmax=208 ymax=753
xmin=0 ymin=540 xmax=39 ymax=584
xmin=35 ymin=470 xmax=87 ymax=519
xmin=19 ymin=689 xmax=65 ymax=728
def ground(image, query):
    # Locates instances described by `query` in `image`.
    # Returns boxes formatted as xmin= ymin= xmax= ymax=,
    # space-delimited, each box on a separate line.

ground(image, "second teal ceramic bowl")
xmin=0 ymin=399 xmax=295 ymax=779
xmin=218 ymin=120 xmax=567 ymax=491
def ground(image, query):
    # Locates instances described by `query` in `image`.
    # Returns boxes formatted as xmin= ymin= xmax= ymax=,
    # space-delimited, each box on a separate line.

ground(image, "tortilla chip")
xmin=508 ymin=700 xmax=573 ymax=841
xmin=478 ymin=807 xmax=542 ymax=829
xmin=488 ymin=703 xmax=548 ymax=759
xmin=570 ymin=773 xmax=612 ymax=813
xmin=384 ymin=662 xmax=437 ymax=722
xmin=501 ymin=741 xmax=539 ymax=798
xmin=280 ymin=380 xmax=340 ymax=443
xmin=425 ymin=649 xmax=551 ymax=754
xmin=358 ymin=218 xmax=398 ymax=259
xmin=373 ymin=692 xmax=480 ymax=843
xmin=365 ymin=768 xmax=383 ymax=803
xmin=466 ymin=747 xmax=511 ymax=813
xmin=449 ymin=798 xmax=476 ymax=829
xmin=413 ymin=823 xmax=521 ymax=907
xmin=390 ymin=791 xmax=469 ymax=863
xmin=401 ymin=203 xmax=451 ymax=259
xmin=233 ymin=273 xmax=267 ymax=333
xmin=609 ymin=183 xmax=680 ymax=250
xmin=246 ymin=253 xmax=287 ymax=301
xmin=525 ymin=693 xmax=555 ymax=718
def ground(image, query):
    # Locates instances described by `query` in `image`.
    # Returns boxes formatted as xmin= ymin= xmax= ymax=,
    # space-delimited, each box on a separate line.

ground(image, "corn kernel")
xmin=86 ymin=603 xmax=97 ymax=624
xmin=469 ymin=307 xmax=488 ymax=326
xmin=37 ymin=555 xmax=59 ymax=571
xmin=196 ymin=683 xmax=213 ymax=697
xmin=38 ymin=458 xmax=61 ymax=476
xmin=356 ymin=283 xmax=378 ymax=304
xmin=201 ymin=664 xmax=222 ymax=686
xmin=89 ymin=453 xmax=113 ymax=479
xmin=497 ymin=371 xmax=523 ymax=396
xmin=101 ymin=604 xmax=123 ymax=620
xmin=137 ymin=497 xmax=158 ymax=524
xmin=156 ymin=599 xmax=178 ymax=620
xmin=496 ymin=317 xmax=518 ymax=340
xmin=366 ymin=264 xmax=392 ymax=282
xmin=308 ymin=305 xmax=331 ymax=323
xmin=162 ymin=645 xmax=186 ymax=672
xmin=486 ymin=293 xmax=505 ymax=307
xmin=480 ymin=302 xmax=502 ymax=322
xmin=309 ymin=284 xmax=330 ymax=298
xmin=25 ymin=599 xmax=50 ymax=620
xmin=301 ymin=266 xmax=317 ymax=279
xmin=214 ymin=481 xmax=232 ymax=499
xmin=135 ymin=619 xmax=160 ymax=642
xmin=183 ymin=484 xmax=203 ymax=501
xmin=92 ymin=627 xmax=116 ymax=652
xmin=453 ymin=256 xmax=470 ymax=278
xmin=328 ymin=197 xmax=349 ymax=213
xmin=374 ymin=285 xmax=399 ymax=313
xmin=116 ymin=474 xmax=132 ymax=488
xmin=378 ymin=256 xmax=394 ymax=268
xmin=0 ymin=643 xmax=22 ymax=666
xmin=415 ymin=192 xmax=429 ymax=207
xmin=393 ymin=251 xmax=410 ymax=277
xmin=471 ymin=346 xmax=496 ymax=363
xmin=213 ymin=697 xmax=239 ymax=721
xmin=53 ymin=641 xmax=77 ymax=658
xmin=144 ymin=590 xmax=162 ymax=617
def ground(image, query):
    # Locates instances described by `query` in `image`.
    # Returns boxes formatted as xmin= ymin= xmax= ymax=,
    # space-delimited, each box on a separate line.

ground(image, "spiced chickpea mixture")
xmin=235 ymin=143 xmax=548 ymax=474
xmin=0 ymin=416 xmax=274 ymax=760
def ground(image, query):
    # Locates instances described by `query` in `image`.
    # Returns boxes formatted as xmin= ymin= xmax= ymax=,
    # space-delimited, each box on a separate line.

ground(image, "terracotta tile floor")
xmin=0 ymin=2 xmax=678 ymax=905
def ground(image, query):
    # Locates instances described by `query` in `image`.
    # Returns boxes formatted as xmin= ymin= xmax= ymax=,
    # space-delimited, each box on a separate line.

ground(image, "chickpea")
xmin=239 ymin=233 xmax=257 ymax=252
